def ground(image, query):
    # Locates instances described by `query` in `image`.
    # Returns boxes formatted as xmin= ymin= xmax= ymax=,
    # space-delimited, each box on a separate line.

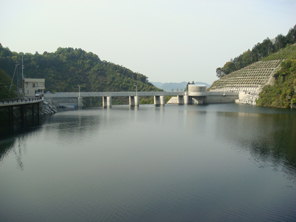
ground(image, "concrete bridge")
xmin=44 ymin=85 xmax=239 ymax=108
xmin=0 ymin=98 xmax=43 ymax=133
xmin=44 ymin=91 xmax=185 ymax=107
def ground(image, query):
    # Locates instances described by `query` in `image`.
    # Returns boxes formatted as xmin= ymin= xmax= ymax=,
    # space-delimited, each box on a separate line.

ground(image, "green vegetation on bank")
xmin=260 ymin=43 xmax=296 ymax=61
xmin=216 ymin=25 xmax=296 ymax=78
xmin=0 ymin=44 xmax=161 ymax=105
xmin=0 ymin=68 xmax=17 ymax=99
xmin=256 ymin=59 xmax=296 ymax=108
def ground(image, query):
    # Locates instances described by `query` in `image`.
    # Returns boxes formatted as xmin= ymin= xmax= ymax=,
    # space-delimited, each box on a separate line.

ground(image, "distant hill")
xmin=0 ymin=44 xmax=161 ymax=105
xmin=151 ymin=81 xmax=210 ymax=91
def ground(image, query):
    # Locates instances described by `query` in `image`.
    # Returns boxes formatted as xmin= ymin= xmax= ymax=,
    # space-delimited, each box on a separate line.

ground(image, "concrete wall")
xmin=47 ymin=97 xmax=78 ymax=107
xmin=204 ymin=95 xmax=238 ymax=104
xmin=167 ymin=94 xmax=238 ymax=104
xmin=188 ymin=85 xmax=207 ymax=93
xmin=167 ymin=97 xmax=178 ymax=104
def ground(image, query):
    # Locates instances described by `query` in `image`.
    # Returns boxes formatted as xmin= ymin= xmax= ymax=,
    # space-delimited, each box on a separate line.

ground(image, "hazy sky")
xmin=1 ymin=0 xmax=295 ymax=84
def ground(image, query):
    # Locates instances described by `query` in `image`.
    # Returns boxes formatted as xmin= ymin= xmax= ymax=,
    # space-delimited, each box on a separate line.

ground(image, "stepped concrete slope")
xmin=209 ymin=60 xmax=282 ymax=105
xmin=210 ymin=60 xmax=281 ymax=93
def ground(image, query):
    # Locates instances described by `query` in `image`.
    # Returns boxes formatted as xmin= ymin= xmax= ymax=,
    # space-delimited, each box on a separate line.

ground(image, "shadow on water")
xmin=0 ymin=126 xmax=43 ymax=170
xmin=0 ymin=109 xmax=102 ymax=170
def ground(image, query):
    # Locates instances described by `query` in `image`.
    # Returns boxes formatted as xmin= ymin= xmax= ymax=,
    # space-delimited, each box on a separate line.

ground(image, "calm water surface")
xmin=1 ymin=104 xmax=296 ymax=222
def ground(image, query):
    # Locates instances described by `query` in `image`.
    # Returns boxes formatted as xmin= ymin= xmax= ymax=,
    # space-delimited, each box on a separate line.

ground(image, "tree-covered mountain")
xmin=216 ymin=25 xmax=296 ymax=78
xmin=0 ymin=45 xmax=161 ymax=105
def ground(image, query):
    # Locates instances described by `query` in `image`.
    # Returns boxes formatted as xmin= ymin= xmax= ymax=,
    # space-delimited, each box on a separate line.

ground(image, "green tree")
xmin=0 ymin=45 xmax=162 ymax=105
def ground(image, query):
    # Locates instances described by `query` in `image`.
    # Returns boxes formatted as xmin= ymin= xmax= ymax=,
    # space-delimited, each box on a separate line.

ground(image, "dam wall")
xmin=167 ymin=93 xmax=238 ymax=104
xmin=46 ymin=97 xmax=78 ymax=107
xmin=167 ymin=85 xmax=238 ymax=104
xmin=204 ymin=94 xmax=238 ymax=104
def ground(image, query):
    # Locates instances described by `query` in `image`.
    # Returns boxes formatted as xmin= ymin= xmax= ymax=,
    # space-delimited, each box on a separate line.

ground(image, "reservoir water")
xmin=1 ymin=104 xmax=296 ymax=222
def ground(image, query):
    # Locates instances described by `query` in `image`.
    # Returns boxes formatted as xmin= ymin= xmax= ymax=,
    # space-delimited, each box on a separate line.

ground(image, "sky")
xmin=1 ymin=0 xmax=295 ymax=85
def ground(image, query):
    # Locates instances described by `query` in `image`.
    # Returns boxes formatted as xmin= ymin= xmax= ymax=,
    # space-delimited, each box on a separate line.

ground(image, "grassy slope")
xmin=260 ymin=43 xmax=296 ymax=61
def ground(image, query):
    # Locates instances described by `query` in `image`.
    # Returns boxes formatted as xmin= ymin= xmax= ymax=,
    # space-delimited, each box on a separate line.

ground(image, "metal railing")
xmin=1 ymin=97 xmax=43 ymax=105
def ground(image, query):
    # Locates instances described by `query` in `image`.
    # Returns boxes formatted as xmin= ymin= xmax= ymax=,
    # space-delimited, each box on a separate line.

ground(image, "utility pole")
xmin=22 ymin=55 xmax=24 ymax=80
xmin=17 ymin=66 xmax=19 ymax=98
xmin=134 ymin=85 xmax=137 ymax=96
xmin=22 ymin=54 xmax=24 ymax=95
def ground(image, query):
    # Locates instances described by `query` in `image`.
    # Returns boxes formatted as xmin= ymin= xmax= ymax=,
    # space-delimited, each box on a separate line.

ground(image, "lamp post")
xmin=78 ymin=85 xmax=80 ymax=97
xmin=134 ymin=85 xmax=137 ymax=96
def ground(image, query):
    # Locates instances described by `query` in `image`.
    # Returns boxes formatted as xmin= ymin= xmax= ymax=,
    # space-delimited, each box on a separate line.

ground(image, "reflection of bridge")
xmin=44 ymin=86 xmax=239 ymax=108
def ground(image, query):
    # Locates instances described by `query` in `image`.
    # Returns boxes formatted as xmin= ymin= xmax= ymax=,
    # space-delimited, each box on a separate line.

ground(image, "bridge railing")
xmin=44 ymin=91 xmax=239 ymax=98
xmin=44 ymin=91 xmax=185 ymax=98
xmin=0 ymin=97 xmax=43 ymax=105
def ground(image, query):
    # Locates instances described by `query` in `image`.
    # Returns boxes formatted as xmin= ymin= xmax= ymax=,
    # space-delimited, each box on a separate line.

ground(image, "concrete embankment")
xmin=41 ymin=100 xmax=57 ymax=115
xmin=208 ymin=60 xmax=282 ymax=106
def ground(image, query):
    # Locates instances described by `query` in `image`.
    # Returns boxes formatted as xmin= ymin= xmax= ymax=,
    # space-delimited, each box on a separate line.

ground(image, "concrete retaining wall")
xmin=204 ymin=95 xmax=238 ymax=104
xmin=47 ymin=97 xmax=78 ymax=106
xmin=167 ymin=94 xmax=238 ymax=104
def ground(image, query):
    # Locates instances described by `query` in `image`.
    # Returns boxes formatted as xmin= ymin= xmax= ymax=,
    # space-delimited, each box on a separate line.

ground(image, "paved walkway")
xmin=0 ymin=98 xmax=43 ymax=107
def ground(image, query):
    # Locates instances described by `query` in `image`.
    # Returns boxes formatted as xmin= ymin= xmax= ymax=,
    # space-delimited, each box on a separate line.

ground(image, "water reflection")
xmin=214 ymin=110 xmax=296 ymax=183
xmin=0 ymin=126 xmax=42 ymax=170
xmin=1 ymin=104 xmax=296 ymax=222
xmin=43 ymin=109 xmax=102 ymax=140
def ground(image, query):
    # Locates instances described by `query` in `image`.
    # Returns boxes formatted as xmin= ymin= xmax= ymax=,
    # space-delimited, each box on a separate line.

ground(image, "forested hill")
xmin=256 ymin=44 xmax=296 ymax=108
xmin=0 ymin=68 xmax=17 ymax=99
xmin=216 ymin=25 xmax=296 ymax=78
xmin=0 ymin=45 xmax=161 ymax=93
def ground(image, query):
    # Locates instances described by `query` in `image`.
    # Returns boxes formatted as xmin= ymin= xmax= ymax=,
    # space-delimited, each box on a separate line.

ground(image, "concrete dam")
xmin=44 ymin=87 xmax=238 ymax=108
xmin=44 ymin=60 xmax=281 ymax=107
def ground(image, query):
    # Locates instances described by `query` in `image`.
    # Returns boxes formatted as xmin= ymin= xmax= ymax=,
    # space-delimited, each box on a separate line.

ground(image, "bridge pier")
xmin=177 ymin=95 xmax=184 ymax=105
xmin=184 ymin=92 xmax=190 ymax=105
xmin=9 ymin=106 xmax=13 ymax=132
xmin=102 ymin=96 xmax=112 ymax=108
xmin=154 ymin=96 xmax=165 ymax=105
xmin=129 ymin=96 xmax=139 ymax=106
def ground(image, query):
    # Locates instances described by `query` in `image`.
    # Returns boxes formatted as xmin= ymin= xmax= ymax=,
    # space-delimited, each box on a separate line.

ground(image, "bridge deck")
xmin=44 ymin=91 xmax=238 ymax=98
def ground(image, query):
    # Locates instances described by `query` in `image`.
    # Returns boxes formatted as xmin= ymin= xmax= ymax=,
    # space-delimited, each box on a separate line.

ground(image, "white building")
xmin=22 ymin=78 xmax=45 ymax=97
